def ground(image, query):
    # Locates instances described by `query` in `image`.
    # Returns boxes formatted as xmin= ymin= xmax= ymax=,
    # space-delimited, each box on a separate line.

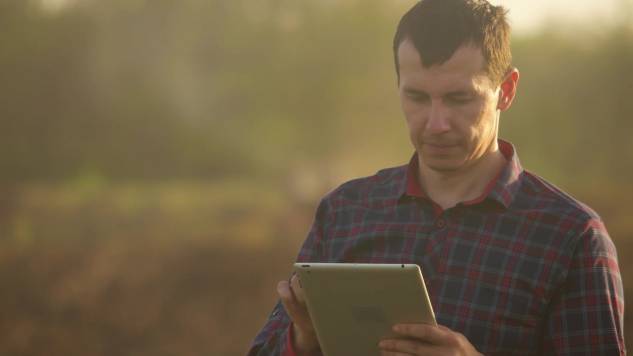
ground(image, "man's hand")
xmin=277 ymin=274 xmax=320 ymax=355
xmin=379 ymin=323 xmax=482 ymax=356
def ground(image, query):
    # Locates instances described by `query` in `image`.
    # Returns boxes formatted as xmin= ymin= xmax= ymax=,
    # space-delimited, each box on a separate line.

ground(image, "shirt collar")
xmin=399 ymin=139 xmax=524 ymax=209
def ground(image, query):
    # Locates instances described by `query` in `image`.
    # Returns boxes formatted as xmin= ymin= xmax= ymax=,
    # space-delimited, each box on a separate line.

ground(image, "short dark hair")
xmin=393 ymin=0 xmax=512 ymax=85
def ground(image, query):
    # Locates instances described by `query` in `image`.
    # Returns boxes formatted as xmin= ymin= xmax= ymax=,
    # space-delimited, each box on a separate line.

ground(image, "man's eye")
xmin=446 ymin=96 xmax=473 ymax=105
xmin=406 ymin=92 xmax=429 ymax=102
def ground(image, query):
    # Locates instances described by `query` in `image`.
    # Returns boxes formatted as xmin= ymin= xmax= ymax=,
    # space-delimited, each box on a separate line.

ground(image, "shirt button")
xmin=435 ymin=218 xmax=446 ymax=229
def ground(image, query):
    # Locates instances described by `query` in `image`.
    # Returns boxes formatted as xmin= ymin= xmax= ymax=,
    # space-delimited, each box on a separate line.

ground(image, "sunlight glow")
xmin=490 ymin=0 xmax=627 ymax=33
xmin=39 ymin=0 xmax=77 ymax=14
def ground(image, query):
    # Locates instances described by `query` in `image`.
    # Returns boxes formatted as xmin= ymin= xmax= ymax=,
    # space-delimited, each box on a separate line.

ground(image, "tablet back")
xmin=293 ymin=263 xmax=436 ymax=356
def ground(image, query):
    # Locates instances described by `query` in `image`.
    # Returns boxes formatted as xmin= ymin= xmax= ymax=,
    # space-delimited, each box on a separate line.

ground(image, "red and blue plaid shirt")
xmin=248 ymin=140 xmax=625 ymax=355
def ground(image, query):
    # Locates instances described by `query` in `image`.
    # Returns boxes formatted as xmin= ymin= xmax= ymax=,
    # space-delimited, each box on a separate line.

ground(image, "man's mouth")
xmin=424 ymin=142 xmax=458 ymax=148
xmin=423 ymin=142 xmax=458 ymax=155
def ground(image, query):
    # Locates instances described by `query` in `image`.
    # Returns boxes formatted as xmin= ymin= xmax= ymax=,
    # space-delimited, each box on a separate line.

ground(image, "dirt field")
xmin=0 ymin=183 xmax=631 ymax=355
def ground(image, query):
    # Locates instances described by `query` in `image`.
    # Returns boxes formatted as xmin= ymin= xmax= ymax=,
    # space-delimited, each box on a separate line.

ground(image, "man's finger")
xmin=380 ymin=350 xmax=414 ymax=356
xmin=277 ymin=280 xmax=300 ymax=313
xmin=277 ymin=281 xmax=299 ymax=315
xmin=277 ymin=280 xmax=311 ymax=328
xmin=391 ymin=323 xmax=452 ymax=345
xmin=379 ymin=338 xmax=436 ymax=356
xmin=290 ymin=274 xmax=307 ymax=304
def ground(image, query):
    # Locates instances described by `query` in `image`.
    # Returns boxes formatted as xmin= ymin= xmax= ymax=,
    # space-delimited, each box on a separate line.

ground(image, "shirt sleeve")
xmin=542 ymin=219 xmax=625 ymax=354
xmin=247 ymin=198 xmax=331 ymax=355
xmin=247 ymin=301 xmax=293 ymax=356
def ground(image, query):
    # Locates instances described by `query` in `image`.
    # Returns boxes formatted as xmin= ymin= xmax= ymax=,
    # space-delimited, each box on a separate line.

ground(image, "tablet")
xmin=293 ymin=263 xmax=436 ymax=356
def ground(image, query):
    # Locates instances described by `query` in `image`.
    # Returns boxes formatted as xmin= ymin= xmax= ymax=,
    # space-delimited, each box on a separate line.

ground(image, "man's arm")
xmin=541 ymin=219 xmax=625 ymax=354
xmin=247 ymin=301 xmax=294 ymax=356
xmin=247 ymin=198 xmax=330 ymax=355
xmin=247 ymin=277 xmax=321 ymax=356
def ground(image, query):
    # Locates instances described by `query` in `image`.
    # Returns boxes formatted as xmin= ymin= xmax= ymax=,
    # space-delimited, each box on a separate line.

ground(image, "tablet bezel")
xmin=293 ymin=263 xmax=436 ymax=356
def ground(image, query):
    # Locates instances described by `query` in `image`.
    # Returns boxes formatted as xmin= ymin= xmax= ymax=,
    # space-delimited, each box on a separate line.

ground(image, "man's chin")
xmin=427 ymin=164 xmax=461 ymax=173
xmin=422 ymin=157 xmax=463 ymax=173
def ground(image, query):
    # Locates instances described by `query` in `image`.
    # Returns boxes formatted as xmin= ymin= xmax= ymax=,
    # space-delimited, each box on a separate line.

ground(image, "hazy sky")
xmin=39 ymin=0 xmax=631 ymax=34
xmin=490 ymin=0 xmax=630 ymax=33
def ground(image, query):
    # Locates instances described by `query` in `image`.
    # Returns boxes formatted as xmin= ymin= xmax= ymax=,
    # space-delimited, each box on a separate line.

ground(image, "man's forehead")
xmin=397 ymin=39 xmax=488 ymax=80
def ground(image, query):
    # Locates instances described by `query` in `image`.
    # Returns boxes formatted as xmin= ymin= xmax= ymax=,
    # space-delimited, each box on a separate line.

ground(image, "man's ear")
xmin=497 ymin=68 xmax=520 ymax=111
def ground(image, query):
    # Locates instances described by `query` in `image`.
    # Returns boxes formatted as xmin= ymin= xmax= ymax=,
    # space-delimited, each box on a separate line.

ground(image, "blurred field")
xmin=0 ymin=181 xmax=313 ymax=356
xmin=1 ymin=182 xmax=632 ymax=355
xmin=1 ymin=0 xmax=633 ymax=355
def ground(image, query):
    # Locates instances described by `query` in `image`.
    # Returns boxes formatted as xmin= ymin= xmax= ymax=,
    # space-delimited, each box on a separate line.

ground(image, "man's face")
xmin=397 ymin=40 xmax=502 ymax=174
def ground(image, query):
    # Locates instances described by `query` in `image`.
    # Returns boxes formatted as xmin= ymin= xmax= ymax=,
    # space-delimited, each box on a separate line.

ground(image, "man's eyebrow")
xmin=402 ymin=87 xmax=427 ymax=94
xmin=445 ymin=90 xmax=473 ymax=97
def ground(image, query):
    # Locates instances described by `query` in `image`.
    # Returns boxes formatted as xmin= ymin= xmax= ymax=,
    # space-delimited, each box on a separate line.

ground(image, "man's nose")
xmin=425 ymin=100 xmax=451 ymax=134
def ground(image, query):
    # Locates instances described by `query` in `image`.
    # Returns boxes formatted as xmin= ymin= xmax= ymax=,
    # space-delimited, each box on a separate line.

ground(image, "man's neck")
xmin=418 ymin=146 xmax=506 ymax=210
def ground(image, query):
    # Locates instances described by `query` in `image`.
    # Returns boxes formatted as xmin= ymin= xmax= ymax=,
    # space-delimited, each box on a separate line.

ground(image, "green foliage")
xmin=2 ymin=0 xmax=630 ymax=186
xmin=505 ymin=29 xmax=633 ymax=186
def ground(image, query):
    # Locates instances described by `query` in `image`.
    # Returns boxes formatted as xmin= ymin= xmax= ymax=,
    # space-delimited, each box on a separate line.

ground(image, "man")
xmin=248 ymin=0 xmax=625 ymax=354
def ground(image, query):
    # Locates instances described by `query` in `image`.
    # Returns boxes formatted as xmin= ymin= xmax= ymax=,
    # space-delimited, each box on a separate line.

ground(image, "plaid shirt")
xmin=248 ymin=140 xmax=625 ymax=355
